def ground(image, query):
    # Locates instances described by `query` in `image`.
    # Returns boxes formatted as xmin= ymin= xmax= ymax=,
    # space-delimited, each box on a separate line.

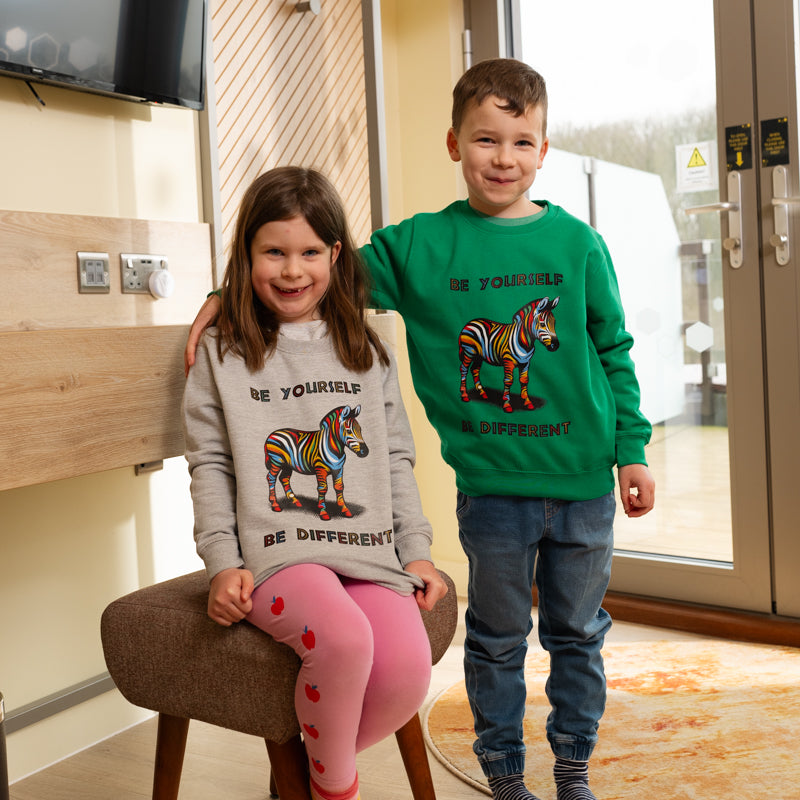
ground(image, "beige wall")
xmin=0 ymin=78 xmax=203 ymax=220
xmin=380 ymin=0 xmax=469 ymax=590
xmin=380 ymin=0 xmax=464 ymax=222
xmin=1 ymin=0 xmax=469 ymax=783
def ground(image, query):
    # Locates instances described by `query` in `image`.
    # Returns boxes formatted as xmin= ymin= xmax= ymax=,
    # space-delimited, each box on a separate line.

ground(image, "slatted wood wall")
xmin=210 ymin=0 xmax=371 ymax=258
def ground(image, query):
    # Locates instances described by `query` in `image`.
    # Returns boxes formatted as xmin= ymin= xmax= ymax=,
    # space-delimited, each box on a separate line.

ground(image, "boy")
xmin=186 ymin=59 xmax=655 ymax=800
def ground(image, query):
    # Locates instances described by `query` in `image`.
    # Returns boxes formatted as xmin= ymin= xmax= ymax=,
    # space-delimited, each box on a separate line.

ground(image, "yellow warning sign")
xmin=676 ymin=140 xmax=717 ymax=193
xmin=687 ymin=147 xmax=707 ymax=168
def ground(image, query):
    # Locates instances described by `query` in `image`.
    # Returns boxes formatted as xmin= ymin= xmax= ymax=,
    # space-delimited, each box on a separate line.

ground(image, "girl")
xmin=182 ymin=166 xmax=447 ymax=800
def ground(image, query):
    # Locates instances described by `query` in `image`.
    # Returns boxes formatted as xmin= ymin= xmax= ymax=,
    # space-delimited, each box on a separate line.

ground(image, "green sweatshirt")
xmin=360 ymin=200 xmax=651 ymax=501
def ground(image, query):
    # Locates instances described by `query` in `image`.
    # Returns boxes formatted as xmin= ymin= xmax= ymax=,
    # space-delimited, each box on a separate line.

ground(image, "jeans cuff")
xmin=548 ymin=735 xmax=595 ymax=762
xmin=478 ymin=751 xmax=526 ymax=779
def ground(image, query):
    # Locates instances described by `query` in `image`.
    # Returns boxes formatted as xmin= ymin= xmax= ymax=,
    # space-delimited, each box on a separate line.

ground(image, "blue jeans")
xmin=457 ymin=491 xmax=615 ymax=776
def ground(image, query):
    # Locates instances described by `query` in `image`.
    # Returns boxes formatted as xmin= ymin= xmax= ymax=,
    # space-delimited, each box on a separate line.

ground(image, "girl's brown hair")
xmin=216 ymin=166 xmax=389 ymax=372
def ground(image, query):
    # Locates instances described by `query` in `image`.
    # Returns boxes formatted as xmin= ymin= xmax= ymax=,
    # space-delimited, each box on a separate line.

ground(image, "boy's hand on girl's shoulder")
xmin=184 ymin=293 xmax=222 ymax=376
xmin=618 ymin=463 xmax=655 ymax=518
xmin=208 ymin=567 xmax=254 ymax=626
xmin=405 ymin=560 xmax=448 ymax=612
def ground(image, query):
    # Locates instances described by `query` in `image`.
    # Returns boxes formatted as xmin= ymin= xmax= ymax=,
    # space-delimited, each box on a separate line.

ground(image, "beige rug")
xmin=423 ymin=640 xmax=800 ymax=799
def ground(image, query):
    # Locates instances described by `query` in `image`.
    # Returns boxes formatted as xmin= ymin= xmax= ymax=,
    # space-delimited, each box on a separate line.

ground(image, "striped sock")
xmin=487 ymin=773 xmax=542 ymax=800
xmin=553 ymin=757 xmax=596 ymax=800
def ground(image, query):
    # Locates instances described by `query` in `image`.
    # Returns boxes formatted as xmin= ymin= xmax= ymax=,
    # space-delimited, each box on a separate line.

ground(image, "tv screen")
xmin=0 ymin=0 xmax=207 ymax=110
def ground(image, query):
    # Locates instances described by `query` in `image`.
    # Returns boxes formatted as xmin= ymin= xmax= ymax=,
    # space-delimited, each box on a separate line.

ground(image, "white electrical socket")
xmin=121 ymin=254 xmax=169 ymax=294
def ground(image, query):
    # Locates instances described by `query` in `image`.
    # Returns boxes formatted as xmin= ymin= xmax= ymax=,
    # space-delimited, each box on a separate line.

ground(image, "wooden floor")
xmin=613 ymin=422 xmax=733 ymax=562
xmin=8 ymin=426 xmax=735 ymax=799
xmin=9 ymin=603 xmax=705 ymax=800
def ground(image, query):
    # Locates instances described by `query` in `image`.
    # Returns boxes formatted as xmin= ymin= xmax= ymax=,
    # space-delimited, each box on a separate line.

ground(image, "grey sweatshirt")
xmin=182 ymin=322 xmax=433 ymax=595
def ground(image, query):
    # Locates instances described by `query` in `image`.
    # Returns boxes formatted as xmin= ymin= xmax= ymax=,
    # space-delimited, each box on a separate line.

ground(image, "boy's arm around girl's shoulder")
xmin=185 ymin=292 xmax=221 ymax=375
xmin=184 ymin=212 xmax=424 ymax=366
xmin=359 ymin=214 xmax=420 ymax=312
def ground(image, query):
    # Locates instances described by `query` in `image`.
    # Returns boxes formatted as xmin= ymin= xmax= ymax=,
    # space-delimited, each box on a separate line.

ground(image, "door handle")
xmin=769 ymin=165 xmax=791 ymax=265
xmin=685 ymin=172 xmax=743 ymax=268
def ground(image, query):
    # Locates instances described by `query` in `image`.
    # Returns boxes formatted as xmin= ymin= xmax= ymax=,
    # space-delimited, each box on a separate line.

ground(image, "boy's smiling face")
xmin=446 ymin=94 xmax=549 ymax=218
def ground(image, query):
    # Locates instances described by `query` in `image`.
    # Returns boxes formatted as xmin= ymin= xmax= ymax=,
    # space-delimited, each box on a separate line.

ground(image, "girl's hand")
xmin=208 ymin=568 xmax=254 ymax=626
xmin=184 ymin=293 xmax=222 ymax=376
xmin=405 ymin=560 xmax=448 ymax=611
xmin=618 ymin=463 xmax=655 ymax=517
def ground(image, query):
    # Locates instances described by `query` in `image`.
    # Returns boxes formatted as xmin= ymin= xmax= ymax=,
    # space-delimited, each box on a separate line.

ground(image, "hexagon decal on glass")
xmin=68 ymin=37 xmax=100 ymax=72
xmin=5 ymin=26 xmax=27 ymax=52
xmin=636 ymin=307 xmax=661 ymax=335
xmin=685 ymin=321 xmax=714 ymax=353
xmin=29 ymin=33 xmax=59 ymax=70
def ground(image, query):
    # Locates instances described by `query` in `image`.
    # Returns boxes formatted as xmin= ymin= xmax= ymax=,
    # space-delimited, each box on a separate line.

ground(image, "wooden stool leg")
xmin=269 ymin=768 xmax=279 ymax=798
xmin=265 ymin=734 xmax=312 ymax=800
xmin=395 ymin=712 xmax=436 ymax=800
xmin=153 ymin=713 xmax=190 ymax=800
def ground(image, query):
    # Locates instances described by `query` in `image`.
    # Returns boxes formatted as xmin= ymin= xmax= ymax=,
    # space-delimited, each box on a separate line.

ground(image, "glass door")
xmin=753 ymin=0 xmax=800 ymax=617
xmin=516 ymin=0 xmax=800 ymax=614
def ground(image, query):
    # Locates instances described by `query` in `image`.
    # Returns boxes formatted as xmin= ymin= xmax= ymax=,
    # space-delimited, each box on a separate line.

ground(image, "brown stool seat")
xmin=101 ymin=569 xmax=458 ymax=799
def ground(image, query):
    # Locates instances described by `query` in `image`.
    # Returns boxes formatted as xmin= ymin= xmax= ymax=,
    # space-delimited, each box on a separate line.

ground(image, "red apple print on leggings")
xmin=303 ymin=723 xmax=319 ymax=739
xmin=305 ymin=683 xmax=321 ymax=703
xmin=270 ymin=596 xmax=284 ymax=615
xmin=312 ymin=759 xmax=325 ymax=774
xmin=301 ymin=625 xmax=316 ymax=649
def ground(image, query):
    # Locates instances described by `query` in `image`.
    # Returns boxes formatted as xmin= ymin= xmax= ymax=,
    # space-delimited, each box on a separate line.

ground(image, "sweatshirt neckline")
xmin=455 ymin=199 xmax=556 ymax=232
xmin=275 ymin=322 xmax=335 ymax=354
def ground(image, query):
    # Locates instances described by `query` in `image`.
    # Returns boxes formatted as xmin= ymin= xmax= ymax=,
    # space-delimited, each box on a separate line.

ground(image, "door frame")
xmin=754 ymin=0 xmax=800 ymax=617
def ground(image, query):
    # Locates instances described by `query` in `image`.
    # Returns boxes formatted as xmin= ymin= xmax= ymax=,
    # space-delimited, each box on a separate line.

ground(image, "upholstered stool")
xmin=101 ymin=569 xmax=458 ymax=800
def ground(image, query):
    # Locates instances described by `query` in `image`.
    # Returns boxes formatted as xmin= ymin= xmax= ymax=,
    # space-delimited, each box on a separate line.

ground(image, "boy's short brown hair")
xmin=451 ymin=58 xmax=548 ymax=136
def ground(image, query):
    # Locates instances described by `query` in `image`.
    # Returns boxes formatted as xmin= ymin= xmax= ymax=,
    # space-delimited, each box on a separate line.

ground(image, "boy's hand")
xmin=184 ymin=293 xmax=222 ymax=376
xmin=208 ymin=568 xmax=254 ymax=626
xmin=405 ymin=560 xmax=448 ymax=611
xmin=618 ymin=464 xmax=655 ymax=517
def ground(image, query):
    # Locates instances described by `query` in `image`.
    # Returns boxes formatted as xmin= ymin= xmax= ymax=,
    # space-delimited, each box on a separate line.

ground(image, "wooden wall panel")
xmin=210 ymin=0 xmax=371 ymax=257
xmin=1 ymin=209 xmax=212 ymax=488
xmin=1 ymin=209 xmax=212 ymax=332
xmin=0 ymin=326 xmax=188 ymax=491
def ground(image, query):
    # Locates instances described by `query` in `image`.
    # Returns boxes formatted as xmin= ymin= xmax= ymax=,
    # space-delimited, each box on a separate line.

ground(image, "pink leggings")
xmin=247 ymin=564 xmax=432 ymax=796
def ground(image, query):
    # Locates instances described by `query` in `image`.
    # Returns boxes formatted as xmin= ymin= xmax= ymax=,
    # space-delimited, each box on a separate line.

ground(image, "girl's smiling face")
xmin=250 ymin=215 xmax=341 ymax=324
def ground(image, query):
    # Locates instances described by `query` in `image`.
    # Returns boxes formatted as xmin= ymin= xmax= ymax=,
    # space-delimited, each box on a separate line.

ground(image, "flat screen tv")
xmin=0 ymin=0 xmax=207 ymax=110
